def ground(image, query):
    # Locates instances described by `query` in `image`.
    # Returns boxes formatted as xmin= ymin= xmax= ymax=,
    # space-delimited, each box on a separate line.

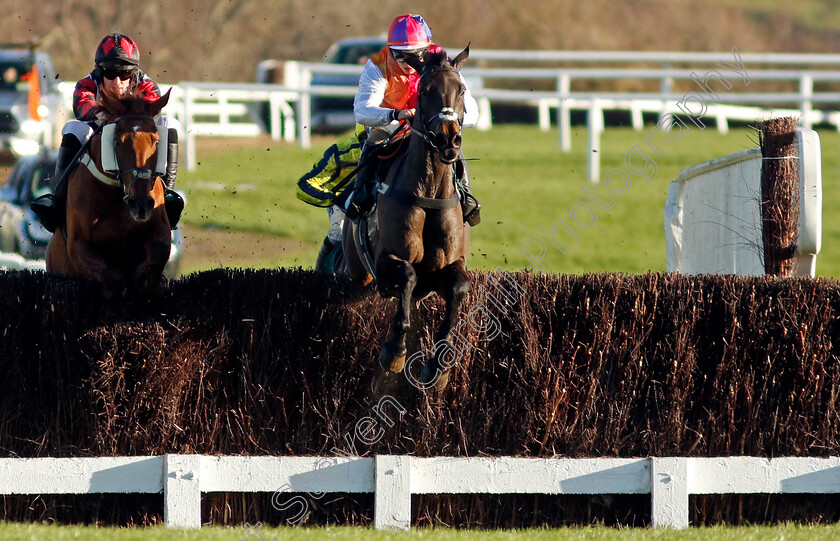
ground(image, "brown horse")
xmin=45 ymin=88 xmax=172 ymax=300
xmin=341 ymin=47 xmax=472 ymax=390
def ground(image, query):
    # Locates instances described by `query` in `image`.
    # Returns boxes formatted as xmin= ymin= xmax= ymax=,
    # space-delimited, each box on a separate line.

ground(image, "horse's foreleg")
xmin=133 ymin=236 xmax=171 ymax=299
xmin=66 ymin=237 xmax=125 ymax=300
xmin=376 ymin=254 xmax=417 ymax=372
xmin=45 ymin=231 xmax=69 ymax=273
xmin=421 ymin=258 xmax=470 ymax=389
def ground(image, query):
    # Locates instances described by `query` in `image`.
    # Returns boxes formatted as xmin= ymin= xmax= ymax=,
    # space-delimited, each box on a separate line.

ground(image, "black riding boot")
xmin=455 ymin=150 xmax=480 ymax=226
xmin=343 ymin=142 xmax=380 ymax=221
xmin=31 ymin=134 xmax=82 ymax=233
xmin=162 ymin=128 xmax=184 ymax=229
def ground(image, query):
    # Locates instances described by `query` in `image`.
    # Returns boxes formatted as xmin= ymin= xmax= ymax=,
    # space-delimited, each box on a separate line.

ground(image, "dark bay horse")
xmin=341 ymin=47 xmax=472 ymax=390
xmin=46 ymin=88 xmax=172 ymax=300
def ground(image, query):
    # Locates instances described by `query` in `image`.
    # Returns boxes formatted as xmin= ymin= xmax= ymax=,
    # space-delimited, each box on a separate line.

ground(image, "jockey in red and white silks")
xmin=33 ymin=33 xmax=184 ymax=232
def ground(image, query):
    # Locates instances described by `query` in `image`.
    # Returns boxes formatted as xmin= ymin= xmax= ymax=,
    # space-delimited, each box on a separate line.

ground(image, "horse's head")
xmin=96 ymin=88 xmax=170 ymax=222
xmin=405 ymin=46 xmax=470 ymax=164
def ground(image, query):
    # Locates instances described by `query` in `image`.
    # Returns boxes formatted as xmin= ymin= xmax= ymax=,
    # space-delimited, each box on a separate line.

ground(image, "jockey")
xmin=341 ymin=14 xmax=481 ymax=225
xmin=32 ymin=33 xmax=183 ymax=232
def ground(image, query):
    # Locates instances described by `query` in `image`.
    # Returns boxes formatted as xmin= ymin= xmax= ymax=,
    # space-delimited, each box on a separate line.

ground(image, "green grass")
xmin=179 ymin=123 xmax=840 ymax=276
xmin=5 ymin=523 xmax=840 ymax=541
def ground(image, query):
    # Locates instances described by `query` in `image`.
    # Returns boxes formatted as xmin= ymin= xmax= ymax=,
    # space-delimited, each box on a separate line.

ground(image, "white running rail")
xmin=2 ymin=455 xmax=840 ymax=530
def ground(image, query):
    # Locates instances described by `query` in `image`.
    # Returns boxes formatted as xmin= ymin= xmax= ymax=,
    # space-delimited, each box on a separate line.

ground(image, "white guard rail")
xmin=2 ymin=455 xmax=840 ymax=530
xmin=665 ymin=127 xmax=821 ymax=276
xmin=156 ymin=50 xmax=840 ymax=170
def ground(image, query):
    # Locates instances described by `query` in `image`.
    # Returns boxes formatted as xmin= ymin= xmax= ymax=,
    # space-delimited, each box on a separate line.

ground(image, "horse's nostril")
xmin=452 ymin=133 xmax=462 ymax=149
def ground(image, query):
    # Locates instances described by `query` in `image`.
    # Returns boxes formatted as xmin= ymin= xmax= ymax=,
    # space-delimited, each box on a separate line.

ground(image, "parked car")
xmin=256 ymin=36 xmax=386 ymax=132
xmin=309 ymin=36 xmax=386 ymax=130
xmin=0 ymin=150 xmax=184 ymax=279
xmin=0 ymin=43 xmax=70 ymax=157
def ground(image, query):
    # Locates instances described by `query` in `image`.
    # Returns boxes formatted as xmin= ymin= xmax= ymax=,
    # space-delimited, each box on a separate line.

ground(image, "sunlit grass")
xmin=178 ymin=123 xmax=840 ymax=276
xmin=4 ymin=523 xmax=840 ymax=541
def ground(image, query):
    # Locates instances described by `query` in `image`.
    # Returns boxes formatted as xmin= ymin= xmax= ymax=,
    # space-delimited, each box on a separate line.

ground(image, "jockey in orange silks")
xmin=329 ymin=14 xmax=480 ymax=245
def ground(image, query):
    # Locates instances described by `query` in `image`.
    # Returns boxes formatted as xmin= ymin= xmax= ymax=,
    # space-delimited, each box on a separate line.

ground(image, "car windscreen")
xmin=0 ymin=61 xmax=35 ymax=93
xmin=331 ymin=44 xmax=384 ymax=65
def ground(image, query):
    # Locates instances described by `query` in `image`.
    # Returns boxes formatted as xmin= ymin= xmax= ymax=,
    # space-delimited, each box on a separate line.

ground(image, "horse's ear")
xmin=404 ymin=54 xmax=425 ymax=75
xmin=151 ymin=88 xmax=171 ymax=116
xmin=452 ymin=44 xmax=470 ymax=72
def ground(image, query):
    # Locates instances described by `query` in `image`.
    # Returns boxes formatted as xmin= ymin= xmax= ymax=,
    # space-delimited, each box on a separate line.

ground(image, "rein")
xmin=410 ymin=65 xmax=464 ymax=152
xmin=91 ymin=114 xmax=161 ymax=200
xmin=379 ymin=63 xmax=462 ymax=211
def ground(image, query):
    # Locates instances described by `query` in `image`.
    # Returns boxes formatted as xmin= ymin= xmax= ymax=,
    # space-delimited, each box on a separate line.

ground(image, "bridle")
xmin=111 ymin=115 xmax=161 ymax=201
xmin=82 ymin=114 xmax=161 ymax=201
xmin=408 ymin=65 xmax=464 ymax=163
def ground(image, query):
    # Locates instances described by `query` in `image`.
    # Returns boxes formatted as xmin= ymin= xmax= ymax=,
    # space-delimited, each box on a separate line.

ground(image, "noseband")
xmin=409 ymin=65 xmax=464 ymax=162
xmin=112 ymin=115 xmax=160 ymax=201
xmin=82 ymin=115 xmax=161 ymax=201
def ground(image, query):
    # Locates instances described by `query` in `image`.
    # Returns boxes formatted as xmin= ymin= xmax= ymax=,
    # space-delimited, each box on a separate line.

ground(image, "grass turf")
xmin=178 ymin=123 xmax=840 ymax=276
xmin=4 ymin=523 xmax=840 ymax=540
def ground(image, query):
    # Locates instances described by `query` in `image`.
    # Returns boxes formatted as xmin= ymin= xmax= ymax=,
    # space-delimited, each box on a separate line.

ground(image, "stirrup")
xmin=462 ymin=194 xmax=481 ymax=226
xmin=345 ymin=187 xmax=375 ymax=222
xmin=30 ymin=194 xmax=59 ymax=233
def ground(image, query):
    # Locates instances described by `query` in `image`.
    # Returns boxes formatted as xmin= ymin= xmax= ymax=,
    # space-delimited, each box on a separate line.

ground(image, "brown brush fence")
xmin=760 ymin=116 xmax=800 ymax=276
xmin=2 ymin=269 xmax=840 ymax=527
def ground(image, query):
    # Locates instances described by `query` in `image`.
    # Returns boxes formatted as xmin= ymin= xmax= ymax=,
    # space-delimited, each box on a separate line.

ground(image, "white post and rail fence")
xmin=139 ymin=49 xmax=840 ymax=173
xmin=2 ymin=454 xmax=840 ymax=530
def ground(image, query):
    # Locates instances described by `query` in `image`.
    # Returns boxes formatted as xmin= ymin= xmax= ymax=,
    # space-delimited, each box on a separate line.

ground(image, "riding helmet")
xmin=387 ymin=14 xmax=432 ymax=50
xmin=95 ymin=33 xmax=140 ymax=68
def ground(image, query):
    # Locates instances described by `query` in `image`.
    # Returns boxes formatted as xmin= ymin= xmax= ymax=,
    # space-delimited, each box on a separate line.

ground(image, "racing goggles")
xmin=99 ymin=66 xmax=136 ymax=81
xmin=391 ymin=48 xmax=428 ymax=63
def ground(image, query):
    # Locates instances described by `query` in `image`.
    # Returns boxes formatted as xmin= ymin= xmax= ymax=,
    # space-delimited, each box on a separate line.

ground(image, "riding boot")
xmin=315 ymin=235 xmax=340 ymax=274
xmin=455 ymin=150 xmax=481 ymax=226
xmin=31 ymin=134 xmax=82 ymax=233
xmin=344 ymin=142 xmax=379 ymax=221
xmin=162 ymin=128 xmax=184 ymax=229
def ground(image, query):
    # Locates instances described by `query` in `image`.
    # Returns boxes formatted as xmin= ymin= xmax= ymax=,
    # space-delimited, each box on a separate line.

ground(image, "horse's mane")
xmin=94 ymin=88 xmax=163 ymax=123
xmin=422 ymin=50 xmax=451 ymax=72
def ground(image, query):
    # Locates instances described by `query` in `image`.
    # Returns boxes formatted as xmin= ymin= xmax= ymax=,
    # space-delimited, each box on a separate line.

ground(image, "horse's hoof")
xmin=420 ymin=363 xmax=451 ymax=390
xmin=434 ymin=370 xmax=450 ymax=390
xmin=378 ymin=345 xmax=406 ymax=373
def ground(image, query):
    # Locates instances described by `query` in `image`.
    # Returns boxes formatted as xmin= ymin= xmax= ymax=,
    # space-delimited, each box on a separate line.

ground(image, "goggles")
xmin=391 ymin=48 xmax=428 ymax=63
xmin=99 ymin=67 xmax=135 ymax=81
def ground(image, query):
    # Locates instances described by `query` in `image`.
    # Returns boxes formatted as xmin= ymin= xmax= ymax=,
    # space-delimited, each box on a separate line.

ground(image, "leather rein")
xmin=381 ymin=64 xmax=463 ymax=211
xmin=82 ymin=114 xmax=162 ymax=202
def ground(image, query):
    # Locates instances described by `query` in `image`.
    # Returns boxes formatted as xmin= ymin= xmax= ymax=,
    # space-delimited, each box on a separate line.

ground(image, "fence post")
xmin=800 ymin=74 xmax=813 ymax=130
xmin=650 ymin=457 xmax=689 ymax=529
xmin=538 ymin=100 xmax=551 ymax=131
xmin=269 ymin=92 xmax=281 ymax=142
xmin=298 ymin=68 xmax=312 ymax=149
xmin=476 ymin=96 xmax=492 ymax=131
xmin=558 ymin=73 xmax=571 ymax=151
xmin=587 ymin=98 xmax=603 ymax=182
xmin=374 ymin=455 xmax=411 ymax=531
xmin=183 ymin=85 xmax=197 ymax=171
xmin=164 ymin=454 xmax=202 ymax=529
